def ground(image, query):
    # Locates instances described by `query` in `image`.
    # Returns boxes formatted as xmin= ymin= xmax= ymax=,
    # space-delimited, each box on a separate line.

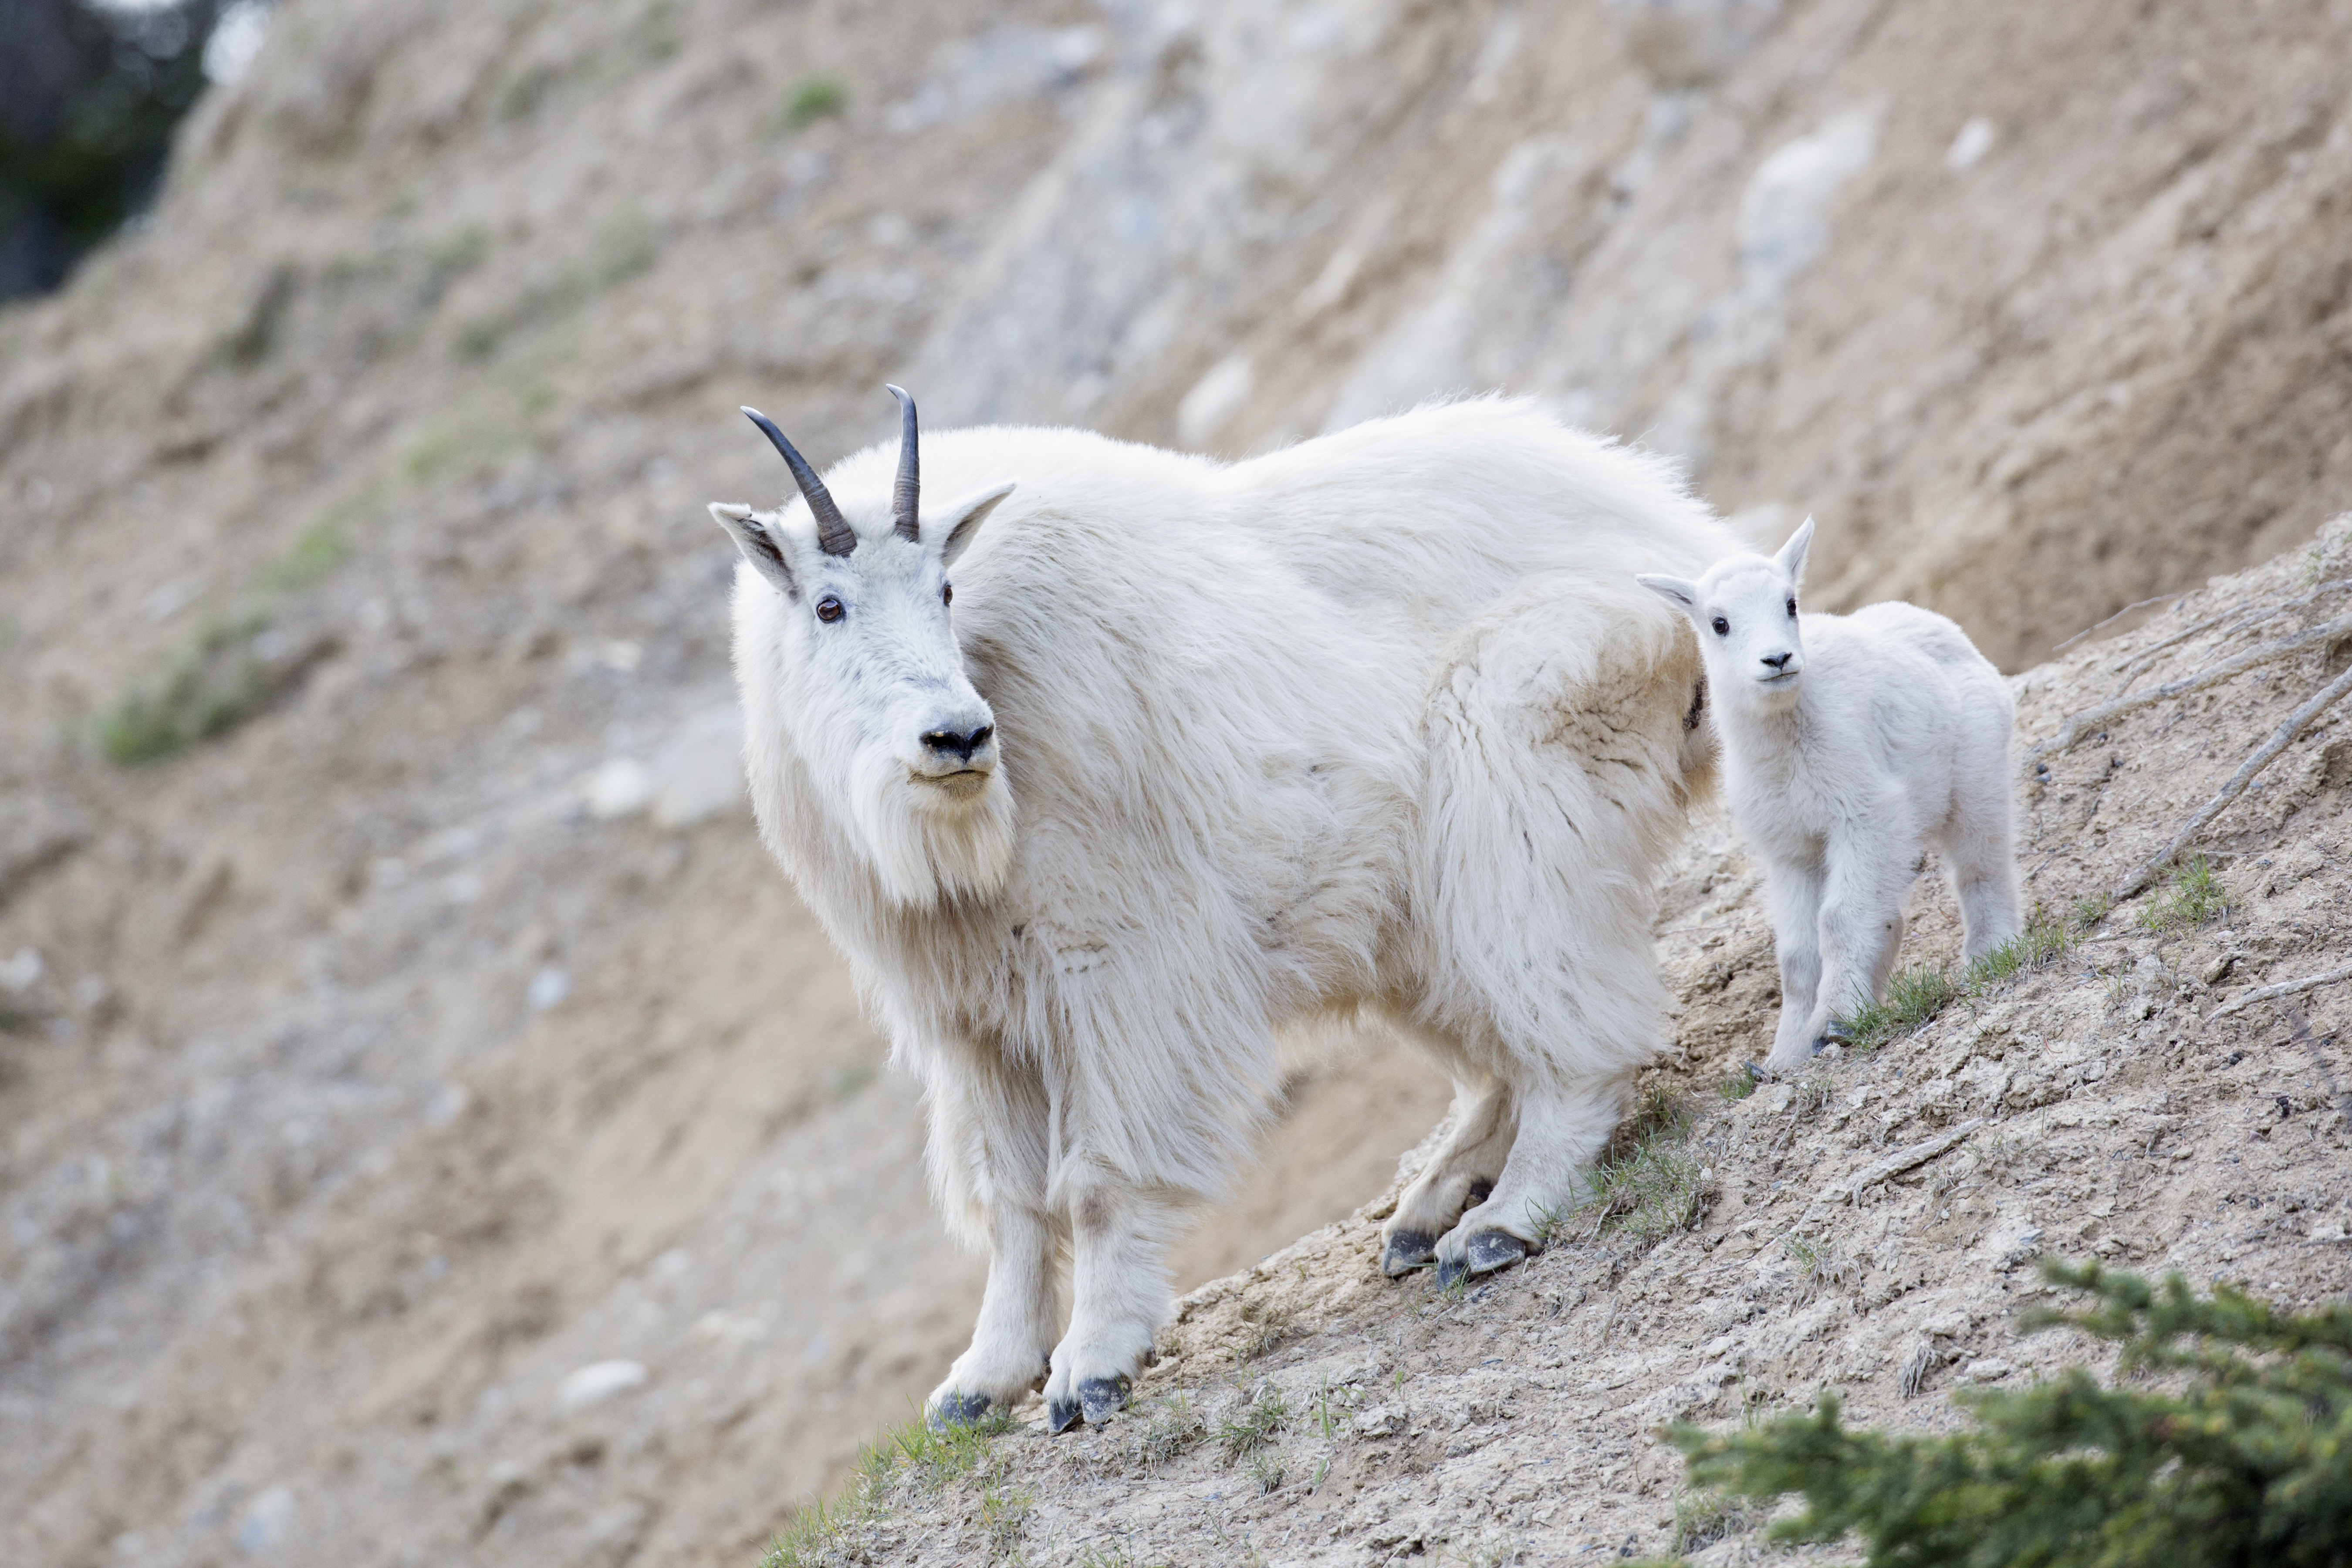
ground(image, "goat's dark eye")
xmin=815 ymin=595 xmax=845 ymax=624
xmin=1711 ymin=616 xmax=1729 ymax=637
xmin=942 ymin=582 xmax=953 ymax=606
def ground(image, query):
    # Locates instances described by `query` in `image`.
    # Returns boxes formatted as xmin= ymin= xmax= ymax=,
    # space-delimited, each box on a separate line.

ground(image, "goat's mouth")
xmin=1758 ymin=669 xmax=1802 ymax=687
xmin=908 ymin=765 xmax=995 ymax=801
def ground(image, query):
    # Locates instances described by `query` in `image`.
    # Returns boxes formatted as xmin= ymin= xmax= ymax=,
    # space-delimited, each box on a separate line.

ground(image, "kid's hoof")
xmin=1463 ymin=1229 xmax=1528 ymax=1276
xmin=1078 ymin=1375 xmax=1131 ymax=1424
xmin=1046 ymin=1395 xmax=1083 ymax=1434
xmin=1382 ymin=1229 xmax=1438 ymax=1277
xmin=929 ymin=1392 xmax=993 ymax=1428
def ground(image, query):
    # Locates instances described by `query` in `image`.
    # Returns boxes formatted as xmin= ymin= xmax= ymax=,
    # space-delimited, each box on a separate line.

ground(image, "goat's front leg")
xmin=923 ymin=1055 xmax=1061 ymax=1426
xmin=929 ymin=1203 xmax=1059 ymax=1425
xmin=1804 ymin=845 xmax=1912 ymax=1048
xmin=1043 ymin=1170 xmax=1184 ymax=1433
xmin=1762 ymin=858 xmax=1826 ymax=1073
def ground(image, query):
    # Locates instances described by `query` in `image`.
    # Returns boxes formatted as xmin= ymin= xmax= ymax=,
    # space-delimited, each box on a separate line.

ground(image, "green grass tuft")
xmin=1587 ymin=1089 xmax=1706 ymax=1244
xmin=256 ymin=517 xmax=348 ymax=594
xmin=2140 ymin=853 xmax=2233 ymax=933
xmin=98 ymin=612 xmax=279 ymax=766
xmin=1838 ymin=903 xmax=2085 ymax=1051
xmin=1671 ymin=1487 xmax=1764 ymax=1555
xmin=783 ymin=74 xmax=848 ymax=128
xmin=1216 ymin=1382 xmax=1288 ymax=1462
xmin=761 ymin=1407 xmax=1016 ymax=1568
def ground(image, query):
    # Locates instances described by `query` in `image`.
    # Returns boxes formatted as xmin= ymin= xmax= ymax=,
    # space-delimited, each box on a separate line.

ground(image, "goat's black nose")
xmin=1761 ymin=652 xmax=1793 ymax=670
xmin=922 ymin=724 xmax=994 ymax=762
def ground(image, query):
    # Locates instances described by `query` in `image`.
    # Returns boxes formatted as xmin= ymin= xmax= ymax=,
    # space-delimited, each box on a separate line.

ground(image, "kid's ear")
xmin=1775 ymin=515 xmax=1816 ymax=587
xmin=934 ymin=481 xmax=1017 ymax=571
xmin=710 ymin=503 xmax=799 ymax=598
xmin=1636 ymin=573 xmax=1701 ymax=614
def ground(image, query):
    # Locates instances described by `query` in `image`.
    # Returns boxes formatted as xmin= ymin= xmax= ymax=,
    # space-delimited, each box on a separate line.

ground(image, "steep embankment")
xmin=796 ymin=525 xmax=2352 ymax=1567
xmin=3 ymin=2 xmax=2351 ymax=1565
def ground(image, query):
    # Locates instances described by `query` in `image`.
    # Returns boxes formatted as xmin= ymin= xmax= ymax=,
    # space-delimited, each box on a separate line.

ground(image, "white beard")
xmin=845 ymin=747 xmax=1018 ymax=908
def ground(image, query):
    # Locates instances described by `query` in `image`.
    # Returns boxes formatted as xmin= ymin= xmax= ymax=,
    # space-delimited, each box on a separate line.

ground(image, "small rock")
xmin=1957 ymin=1358 xmax=2011 ymax=1384
xmin=235 ymin=1485 xmax=295 ymax=1554
xmin=2203 ymin=951 xmax=2238 ymax=985
xmin=527 ymin=968 xmax=571 ymax=1011
xmin=584 ymin=758 xmax=656 ymax=819
xmin=1354 ymin=1403 xmax=1408 ymax=1438
xmin=558 ymin=1359 xmax=648 ymax=1414
xmin=0 ymin=947 xmax=42 ymax=992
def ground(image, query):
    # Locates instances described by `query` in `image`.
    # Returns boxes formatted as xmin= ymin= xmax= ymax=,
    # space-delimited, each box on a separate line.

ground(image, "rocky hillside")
xmin=791 ymin=524 xmax=2352 ymax=1567
xmin=3 ymin=2 xmax=2350 ymax=1565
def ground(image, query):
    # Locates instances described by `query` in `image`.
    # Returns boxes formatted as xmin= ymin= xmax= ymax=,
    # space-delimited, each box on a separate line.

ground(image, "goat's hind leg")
xmin=1946 ymin=796 xmax=2021 ymax=964
xmin=1434 ymin=1070 xmax=1629 ymax=1288
xmin=1378 ymin=1058 xmax=1517 ymax=1278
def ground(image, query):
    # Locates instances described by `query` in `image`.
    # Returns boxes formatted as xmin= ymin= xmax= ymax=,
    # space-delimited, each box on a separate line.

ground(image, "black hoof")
xmin=1078 ymin=1375 xmax=1131 ymax=1424
xmin=1382 ymin=1229 xmax=1438 ymax=1277
xmin=1046 ymin=1395 xmax=1083 ymax=1434
xmin=1464 ymin=1229 xmax=1527 ymax=1276
xmin=930 ymin=1392 xmax=992 ymax=1428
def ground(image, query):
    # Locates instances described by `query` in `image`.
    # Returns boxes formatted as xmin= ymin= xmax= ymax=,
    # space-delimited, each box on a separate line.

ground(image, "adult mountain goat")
xmin=708 ymin=391 xmax=1733 ymax=1432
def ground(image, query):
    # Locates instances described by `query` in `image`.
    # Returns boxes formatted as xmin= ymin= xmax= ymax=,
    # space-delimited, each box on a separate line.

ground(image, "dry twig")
xmin=2116 ymin=659 xmax=2352 ymax=899
xmin=2037 ymin=612 xmax=2352 ymax=756
xmin=2053 ymin=592 xmax=2188 ymax=654
xmin=2212 ymin=964 xmax=2352 ymax=1020
xmin=2105 ymin=576 xmax=2352 ymax=698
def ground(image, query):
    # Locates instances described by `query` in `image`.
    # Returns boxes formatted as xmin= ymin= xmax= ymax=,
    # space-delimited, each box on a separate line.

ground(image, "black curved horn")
xmin=886 ymin=384 xmax=920 ymax=543
xmin=740 ymin=406 xmax=857 ymax=557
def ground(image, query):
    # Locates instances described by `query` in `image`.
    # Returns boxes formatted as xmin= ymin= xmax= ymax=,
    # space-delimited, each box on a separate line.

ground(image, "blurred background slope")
xmin=0 ymin=1 xmax=2348 ymax=1565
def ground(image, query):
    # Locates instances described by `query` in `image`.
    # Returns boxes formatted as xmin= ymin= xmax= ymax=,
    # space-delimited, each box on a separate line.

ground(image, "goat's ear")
xmin=1775 ymin=516 xmax=1815 ymax=587
xmin=933 ymin=481 xmax=1017 ymax=571
xmin=1636 ymin=574 xmax=1701 ymax=615
xmin=710 ymin=503 xmax=799 ymax=598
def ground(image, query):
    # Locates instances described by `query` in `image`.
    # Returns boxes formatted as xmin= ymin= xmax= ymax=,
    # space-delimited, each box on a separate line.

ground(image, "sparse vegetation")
xmin=256 ymin=517 xmax=349 ymax=594
xmin=2140 ymin=853 xmax=2233 ymax=933
xmin=1671 ymin=1488 xmax=1764 ymax=1555
xmin=98 ymin=610 xmax=286 ymax=766
xmin=784 ymin=74 xmax=849 ymax=129
xmin=1124 ymin=1390 xmax=1205 ymax=1474
xmin=1217 ymin=1382 xmax=1288 ymax=1463
xmin=1840 ymin=903 xmax=2090 ymax=1050
xmin=1230 ymin=1297 xmax=1295 ymax=1362
xmin=762 ymin=1406 xmax=1017 ymax=1568
xmin=1657 ymin=1263 xmax=2352 ymax=1568
xmin=1583 ymin=1087 xmax=1707 ymax=1244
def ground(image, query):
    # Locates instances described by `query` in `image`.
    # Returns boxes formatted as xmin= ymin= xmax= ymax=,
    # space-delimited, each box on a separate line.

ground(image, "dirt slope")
xmin=811 ymin=522 xmax=2352 ymax=1568
xmin=3 ymin=2 xmax=2351 ymax=1565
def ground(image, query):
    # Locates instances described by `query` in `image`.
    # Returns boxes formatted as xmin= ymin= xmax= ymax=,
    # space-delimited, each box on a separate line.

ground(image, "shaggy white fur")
xmin=710 ymin=394 xmax=1733 ymax=1432
xmin=1639 ymin=519 xmax=2020 ymax=1073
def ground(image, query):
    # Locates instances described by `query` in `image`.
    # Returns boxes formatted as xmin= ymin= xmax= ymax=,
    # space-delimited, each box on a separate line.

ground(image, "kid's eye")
xmin=1786 ymin=598 xmax=1797 ymax=617
xmin=1711 ymin=616 xmax=1729 ymax=636
xmin=816 ymin=595 xmax=845 ymax=623
xmin=942 ymin=583 xmax=953 ymax=606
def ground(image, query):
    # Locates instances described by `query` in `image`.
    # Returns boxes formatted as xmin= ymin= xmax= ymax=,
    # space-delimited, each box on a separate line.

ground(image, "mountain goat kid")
xmin=709 ymin=390 xmax=1732 ymax=1432
xmin=1639 ymin=519 xmax=2019 ymax=1074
